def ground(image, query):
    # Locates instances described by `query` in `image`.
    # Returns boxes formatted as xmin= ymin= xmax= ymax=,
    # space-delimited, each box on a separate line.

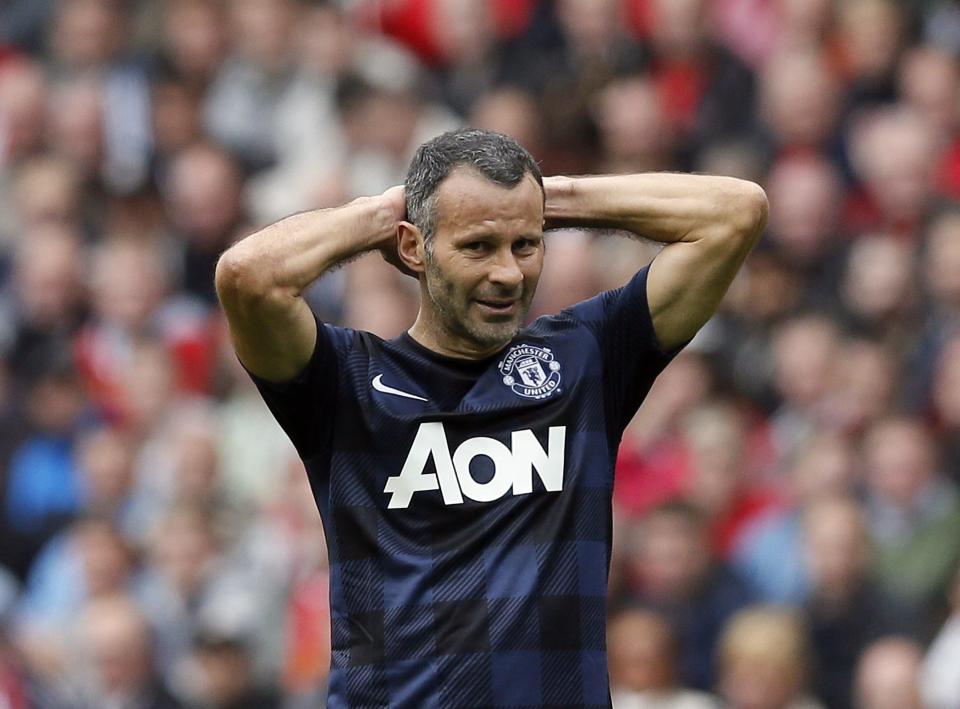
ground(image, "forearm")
xmin=217 ymin=194 xmax=398 ymax=299
xmin=543 ymin=173 xmax=767 ymax=245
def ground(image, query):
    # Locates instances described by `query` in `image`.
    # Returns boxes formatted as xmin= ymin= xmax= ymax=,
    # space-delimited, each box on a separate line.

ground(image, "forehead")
xmin=433 ymin=167 xmax=543 ymax=236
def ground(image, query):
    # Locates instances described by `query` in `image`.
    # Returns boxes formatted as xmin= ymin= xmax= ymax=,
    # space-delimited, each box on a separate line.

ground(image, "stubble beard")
xmin=423 ymin=255 xmax=526 ymax=352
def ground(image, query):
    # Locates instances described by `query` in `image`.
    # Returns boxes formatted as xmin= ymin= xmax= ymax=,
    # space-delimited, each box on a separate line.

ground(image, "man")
xmin=607 ymin=607 xmax=718 ymax=708
xmin=215 ymin=129 xmax=766 ymax=707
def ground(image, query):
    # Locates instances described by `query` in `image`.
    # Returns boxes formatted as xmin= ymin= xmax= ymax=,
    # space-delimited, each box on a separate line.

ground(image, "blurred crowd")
xmin=2 ymin=0 xmax=960 ymax=707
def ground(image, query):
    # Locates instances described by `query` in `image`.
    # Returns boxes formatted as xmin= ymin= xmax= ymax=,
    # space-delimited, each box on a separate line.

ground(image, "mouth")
xmin=474 ymin=299 xmax=519 ymax=316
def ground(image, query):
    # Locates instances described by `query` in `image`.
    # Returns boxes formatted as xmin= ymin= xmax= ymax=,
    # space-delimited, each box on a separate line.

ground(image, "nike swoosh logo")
xmin=371 ymin=374 xmax=428 ymax=402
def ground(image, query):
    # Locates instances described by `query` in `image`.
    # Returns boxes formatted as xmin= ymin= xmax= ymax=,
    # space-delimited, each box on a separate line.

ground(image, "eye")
xmin=463 ymin=241 xmax=488 ymax=253
xmin=514 ymin=238 xmax=539 ymax=253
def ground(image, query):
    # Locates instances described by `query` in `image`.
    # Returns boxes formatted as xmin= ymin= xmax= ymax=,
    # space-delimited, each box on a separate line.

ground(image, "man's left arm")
xmin=544 ymin=173 xmax=768 ymax=350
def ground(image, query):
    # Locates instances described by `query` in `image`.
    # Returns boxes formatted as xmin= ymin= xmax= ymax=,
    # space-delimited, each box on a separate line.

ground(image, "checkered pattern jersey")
xmin=249 ymin=265 xmax=683 ymax=708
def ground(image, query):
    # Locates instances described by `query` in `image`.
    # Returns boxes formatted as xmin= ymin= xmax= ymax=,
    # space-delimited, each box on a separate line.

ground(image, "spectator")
xmin=336 ymin=65 xmax=460 ymax=197
xmin=2 ymin=222 xmax=85 ymax=379
xmin=762 ymin=155 xmax=845 ymax=294
xmin=594 ymin=74 xmax=675 ymax=174
xmin=338 ymin=253 xmax=420 ymax=339
xmin=0 ymin=588 xmax=30 ymax=709
xmin=897 ymin=45 xmax=959 ymax=151
xmin=469 ymin=87 xmax=545 ymax=164
xmin=768 ymin=315 xmax=841 ymax=463
xmin=803 ymin=495 xmax=920 ymax=709
xmin=182 ymin=630 xmax=281 ymax=709
xmin=711 ymin=0 xmax=833 ymax=67
xmin=821 ymin=338 xmax=897 ymax=436
xmin=0 ymin=58 xmax=48 ymax=168
xmin=680 ymin=401 xmax=780 ymax=558
xmin=622 ymin=500 xmax=754 ymax=690
xmin=68 ymin=593 xmax=183 ymax=708
xmin=75 ymin=237 xmax=213 ymax=419
xmin=643 ymin=0 xmax=756 ymax=158
xmin=2 ymin=350 xmax=87 ymax=575
xmin=139 ymin=501 xmax=285 ymax=679
xmin=12 ymin=515 xmax=138 ymax=683
xmin=527 ymin=228 xmax=597 ymax=318
xmin=157 ymin=0 xmax=229 ymax=90
xmin=835 ymin=0 xmax=905 ymax=111
xmin=921 ymin=566 xmax=960 ymax=709
xmin=213 ymin=315 xmax=300 ymax=510
xmin=162 ymin=143 xmax=248 ymax=304
xmin=148 ymin=76 xmax=205 ymax=187
xmin=715 ymin=606 xmax=824 ymax=709
xmin=910 ymin=209 xmax=960 ymax=412
xmin=0 ymin=646 xmax=29 ymax=709
xmin=837 ymin=234 xmax=917 ymax=349
xmin=428 ymin=0 xmax=505 ymax=116
xmin=202 ymin=0 xmax=298 ymax=169
xmin=7 ymin=155 xmax=84 ymax=235
xmin=615 ymin=351 xmax=713 ymax=516
xmin=608 ymin=607 xmax=719 ymax=708
xmin=853 ymin=637 xmax=924 ymax=709
xmin=47 ymin=0 xmax=152 ymax=192
xmin=733 ymin=430 xmax=858 ymax=605
xmin=862 ymin=416 xmax=960 ymax=611
xmin=758 ymin=48 xmax=841 ymax=158
xmin=922 ymin=209 xmax=960 ymax=328
xmin=930 ymin=334 xmax=960 ymax=479
xmin=74 ymin=424 xmax=141 ymax=533
xmin=847 ymin=107 xmax=941 ymax=236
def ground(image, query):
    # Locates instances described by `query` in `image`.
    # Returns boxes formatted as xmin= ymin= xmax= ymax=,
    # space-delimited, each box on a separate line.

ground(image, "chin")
xmin=470 ymin=322 xmax=521 ymax=348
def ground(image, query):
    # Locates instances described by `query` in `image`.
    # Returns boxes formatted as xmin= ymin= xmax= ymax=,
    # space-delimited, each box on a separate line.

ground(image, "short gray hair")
xmin=404 ymin=129 xmax=543 ymax=249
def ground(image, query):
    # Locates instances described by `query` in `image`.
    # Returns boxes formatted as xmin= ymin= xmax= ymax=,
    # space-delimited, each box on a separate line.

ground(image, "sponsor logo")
xmin=371 ymin=374 xmax=428 ymax=402
xmin=384 ymin=422 xmax=566 ymax=508
xmin=498 ymin=344 xmax=562 ymax=400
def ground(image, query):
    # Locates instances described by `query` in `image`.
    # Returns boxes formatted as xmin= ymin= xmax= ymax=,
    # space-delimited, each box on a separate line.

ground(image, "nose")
xmin=488 ymin=250 xmax=523 ymax=290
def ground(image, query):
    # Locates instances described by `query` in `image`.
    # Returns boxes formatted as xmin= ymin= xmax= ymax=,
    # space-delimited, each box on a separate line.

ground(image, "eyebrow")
xmin=455 ymin=231 xmax=543 ymax=242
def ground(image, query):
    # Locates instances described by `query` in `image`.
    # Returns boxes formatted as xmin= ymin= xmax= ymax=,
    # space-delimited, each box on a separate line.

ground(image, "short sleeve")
xmin=244 ymin=315 xmax=345 ymax=461
xmin=566 ymin=265 xmax=687 ymax=441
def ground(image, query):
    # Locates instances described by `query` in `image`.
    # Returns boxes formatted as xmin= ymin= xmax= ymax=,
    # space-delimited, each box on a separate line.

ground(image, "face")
xmin=721 ymin=657 xmax=799 ymax=709
xmin=416 ymin=168 xmax=545 ymax=356
xmin=83 ymin=603 xmax=151 ymax=694
xmin=856 ymin=642 xmax=923 ymax=709
xmin=803 ymin=499 xmax=868 ymax=596
xmin=607 ymin=611 xmax=674 ymax=692
xmin=632 ymin=513 xmax=708 ymax=598
xmin=864 ymin=420 xmax=936 ymax=506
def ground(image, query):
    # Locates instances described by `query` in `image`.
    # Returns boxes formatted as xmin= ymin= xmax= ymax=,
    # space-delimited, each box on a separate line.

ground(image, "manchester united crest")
xmin=499 ymin=344 xmax=562 ymax=400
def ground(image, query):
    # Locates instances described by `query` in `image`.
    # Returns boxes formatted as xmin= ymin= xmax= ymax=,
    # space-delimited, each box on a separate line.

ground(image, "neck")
xmin=407 ymin=310 xmax=504 ymax=360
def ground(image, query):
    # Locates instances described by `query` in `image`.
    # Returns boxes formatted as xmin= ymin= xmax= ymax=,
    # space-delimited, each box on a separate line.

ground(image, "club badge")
xmin=499 ymin=344 xmax=562 ymax=400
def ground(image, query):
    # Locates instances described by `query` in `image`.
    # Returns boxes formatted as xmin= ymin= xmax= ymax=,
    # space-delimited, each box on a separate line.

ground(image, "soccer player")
xmin=215 ymin=129 xmax=766 ymax=708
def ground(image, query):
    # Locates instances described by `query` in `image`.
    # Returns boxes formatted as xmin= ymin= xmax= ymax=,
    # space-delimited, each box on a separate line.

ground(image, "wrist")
xmin=543 ymin=175 xmax=578 ymax=224
xmin=353 ymin=194 xmax=402 ymax=249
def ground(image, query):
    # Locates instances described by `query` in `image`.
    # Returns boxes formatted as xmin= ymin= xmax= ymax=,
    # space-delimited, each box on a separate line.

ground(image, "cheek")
xmin=426 ymin=260 xmax=470 ymax=307
xmin=524 ymin=253 xmax=545 ymax=284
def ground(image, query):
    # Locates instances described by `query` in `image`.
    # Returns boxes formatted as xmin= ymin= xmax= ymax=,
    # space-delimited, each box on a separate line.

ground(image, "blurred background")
xmin=1 ymin=0 xmax=960 ymax=707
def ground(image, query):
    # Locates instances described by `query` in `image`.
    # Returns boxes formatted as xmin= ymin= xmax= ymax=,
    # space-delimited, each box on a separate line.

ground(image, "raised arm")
xmin=543 ymin=173 xmax=767 ymax=350
xmin=215 ymin=187 xmax=406 ymax=382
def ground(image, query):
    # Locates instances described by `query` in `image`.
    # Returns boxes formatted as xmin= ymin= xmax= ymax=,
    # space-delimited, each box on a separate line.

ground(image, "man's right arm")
xmin=215 ymin=187 xmax=406 ymax=383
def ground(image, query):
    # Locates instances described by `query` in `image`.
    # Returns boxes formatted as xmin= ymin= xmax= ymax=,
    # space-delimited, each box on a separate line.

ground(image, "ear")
xmin=398 ymin=221 xmax=427 ymax=274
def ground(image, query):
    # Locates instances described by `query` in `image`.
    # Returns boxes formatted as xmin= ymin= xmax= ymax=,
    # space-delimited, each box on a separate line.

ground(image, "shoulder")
xmin=321 ymin=320 xmax=365 ymax=356
xmin=522 ymin=266 xmax=653 ymax=345
xmin=559 ymin=265 xmax=653 ymax=327
xmin=245 ymin=318 xmax=362 ymax=394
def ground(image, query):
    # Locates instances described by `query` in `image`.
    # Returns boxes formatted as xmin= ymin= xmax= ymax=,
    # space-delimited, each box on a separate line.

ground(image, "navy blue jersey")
xmin=249 ymin=265 xmax=683 ymax=708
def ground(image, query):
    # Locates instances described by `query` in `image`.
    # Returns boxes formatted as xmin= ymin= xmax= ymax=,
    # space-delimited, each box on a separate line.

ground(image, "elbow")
xmin=730 ymin=181 xmax=768 ymax=244
xmin=746 ymin=182 xmax=770 ymax=237
xmin=214 ymin=249 xmax=244 ymax=305
xmin=215 ymin=247 xmax=273 ymax=307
